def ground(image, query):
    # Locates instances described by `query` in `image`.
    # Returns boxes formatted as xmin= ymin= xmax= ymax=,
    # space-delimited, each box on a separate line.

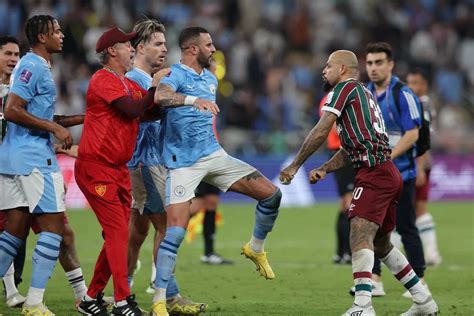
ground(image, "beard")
xmin=197 ymin=52 xmax=211 ymax=68
xmin=323 ymin=79 xmax=333 ymax=92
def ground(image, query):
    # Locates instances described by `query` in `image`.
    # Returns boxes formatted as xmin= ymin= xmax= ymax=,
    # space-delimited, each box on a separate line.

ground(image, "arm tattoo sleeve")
xmin=53 ymin=114 xmax=85 ymax=127
xmin=155 ymin=83 xmax=187 ymax=108
xmin=320 ymin=148 xmax=351 ymax=173
xmin=292 ymin=112 xmax=337 ymax=167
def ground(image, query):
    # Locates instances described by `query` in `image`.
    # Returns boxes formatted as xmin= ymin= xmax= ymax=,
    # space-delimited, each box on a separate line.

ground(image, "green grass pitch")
xmin=1 ymin=201 xmax=473 ymax=315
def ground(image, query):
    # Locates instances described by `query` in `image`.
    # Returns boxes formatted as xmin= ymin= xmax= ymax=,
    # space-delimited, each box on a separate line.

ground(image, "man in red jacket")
xmin=75 ymin=27 xmax=160 ymax=316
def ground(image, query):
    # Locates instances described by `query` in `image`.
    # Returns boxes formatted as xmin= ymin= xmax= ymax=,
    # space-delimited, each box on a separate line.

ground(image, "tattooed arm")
xmin=53 ymin=114 xmax=84 ymax=127
xmin=308 ymin=148 xmax=351 ymax=184
xmin=319 ymin=148 xmax=351 ymax=173
xmin=279 ymin=111 xmax=337 ymax=184
xmin=154 ymin=83 xmax=219 ymax=114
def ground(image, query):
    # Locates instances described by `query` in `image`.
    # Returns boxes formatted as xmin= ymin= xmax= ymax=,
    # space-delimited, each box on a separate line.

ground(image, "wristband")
xmin=184 ymin=96 xmax=198 ymax=105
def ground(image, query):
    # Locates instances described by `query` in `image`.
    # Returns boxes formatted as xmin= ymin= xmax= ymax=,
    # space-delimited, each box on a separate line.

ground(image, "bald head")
xmin=322 ymin=50 xmax=359 ymax=91
xmin=329 ymin=50 xmax=358 ymax=73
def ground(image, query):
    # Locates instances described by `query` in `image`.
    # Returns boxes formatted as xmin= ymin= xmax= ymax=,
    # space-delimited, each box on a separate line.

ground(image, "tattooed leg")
xmin=350 ymin=216 xmax=379 ymax=252
xmin=229 ymin=171 xmax=276 ymax=200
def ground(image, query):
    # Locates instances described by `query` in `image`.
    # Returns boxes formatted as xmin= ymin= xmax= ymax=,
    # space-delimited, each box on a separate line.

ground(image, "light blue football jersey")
xmin=159 ymin=63 xmax=220 ymax=169
xmin=125 ymin=67 xmax=161 ymax=168
xmin=0 ymin=53 xmax=59 ymax=175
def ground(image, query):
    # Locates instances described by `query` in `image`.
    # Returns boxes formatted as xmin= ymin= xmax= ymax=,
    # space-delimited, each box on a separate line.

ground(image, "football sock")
xmin=203 ymin=210 xmax=216 ymax=256
xmin=65 ymin=267 xmax=88 ymax=301
xmin=252 ymin=189 xmax=281 ymax=251
xmin=416 ymin=213 xmax=440 ymax=257
xmin=0 ymin=231 xmax=23 ymax=277
xmin=352 ymin=249 xmax=374 ymax=306
xmin=381 ymin=247 xmax=429 ymax=303
xmin=3 ymin=263 xmax=19 ymax=298
xmin=166 ymin=274 xmax=179 ymax=299
xmin=150 ymin=253 xmax=156 ymax=284
xmin=14 ymin=241 xmax=26 ymax=286
xmin=26 ymin=232 xmax=62 ymax=306
xmin=337 ymin=211 xmax=351 ymax=256
xmin=154 ymin=226 xmax=185 ymax=301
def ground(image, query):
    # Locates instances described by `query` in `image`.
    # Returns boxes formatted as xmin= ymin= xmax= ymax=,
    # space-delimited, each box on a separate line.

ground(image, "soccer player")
xmin=0 ymin=15 xmax=74 ymax=315
xmin=279 ymin=50 xmax=438 ymax=315
xmin=0 ymin=34 xmax=26 ymax=308
xmin=406 ymin=69 xmax=442 ymax=266
xmin=74 ymin=26 xmax=163 ymax=316
xmin=125 ymin=18 xmax=208 ymax=314
xmin=318 ymin=94 xmax=354 ymax=265
xmin=365 ymin=42 xmax=429 ymax=297
xmin=151 ymin=26 xmax=281 ymax=316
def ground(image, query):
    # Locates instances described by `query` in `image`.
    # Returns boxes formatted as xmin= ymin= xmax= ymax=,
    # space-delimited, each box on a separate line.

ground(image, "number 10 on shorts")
xmin=352 ymin=187 xmax=363 ymax=200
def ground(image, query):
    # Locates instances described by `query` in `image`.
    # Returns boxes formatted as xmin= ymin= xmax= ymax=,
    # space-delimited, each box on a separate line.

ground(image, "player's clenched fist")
xmin=309 ymin=168 xmax=326 ymax=184
xmin=279 ymin=164 xmax=299 ymax=185
xmin=53 ymin=124 xmax=73 ymax=150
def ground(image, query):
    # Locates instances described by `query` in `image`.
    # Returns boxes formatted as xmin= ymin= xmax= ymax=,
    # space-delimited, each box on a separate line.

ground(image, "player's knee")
xmin=259 ymin=188 xmax=282 ymax=210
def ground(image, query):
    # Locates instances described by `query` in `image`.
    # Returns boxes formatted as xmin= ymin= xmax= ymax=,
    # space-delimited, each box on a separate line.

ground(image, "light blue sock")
xmin=166 ymin=274 xmax=180 ymax=298
xmin=0 ymin=231 xmax=24 ymax=277
xmin=31 ymin=232 xmax=62 ymax=289
xmin=155 ymin=227 xmax=185 ymax=290
xmin=128 ymin=276 xmax=133 ymax=287
xmin=253 ymin=189 xmax=281 ymax=240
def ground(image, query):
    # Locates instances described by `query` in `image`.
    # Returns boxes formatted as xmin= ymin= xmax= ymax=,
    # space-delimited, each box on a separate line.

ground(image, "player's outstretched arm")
xmin=155 ymin=83 xmax=220 ymax=115
xmin=54 ymin=114 xmax=85 ymax=127
xmin=279 ymin=111 xmax=337 ymax=185
xmin=5 ymin=93 xmax=73 ymax=149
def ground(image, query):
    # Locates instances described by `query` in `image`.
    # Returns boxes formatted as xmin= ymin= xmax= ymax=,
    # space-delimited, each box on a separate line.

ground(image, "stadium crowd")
xmin=0 ymin=0 xmax=472 ymax=156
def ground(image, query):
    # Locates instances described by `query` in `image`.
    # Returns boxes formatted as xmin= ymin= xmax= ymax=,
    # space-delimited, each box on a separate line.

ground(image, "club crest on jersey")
xmin=95 ymin=184 xmax=107 ymax=197
xmin=209 ymin=84 xmax=216 ymax=94
xmin=19 ymin=70 xmax=32 ymax=83
xmin=174 ymin=185 xmax=186 ymax=197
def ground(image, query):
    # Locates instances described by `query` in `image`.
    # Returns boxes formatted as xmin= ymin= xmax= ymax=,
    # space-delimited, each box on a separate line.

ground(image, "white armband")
xmin=184 ymin=96 xmax=198 ymax=105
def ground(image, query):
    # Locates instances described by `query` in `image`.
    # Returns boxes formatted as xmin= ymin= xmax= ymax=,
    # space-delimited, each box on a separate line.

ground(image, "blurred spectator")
xmin=0 ymin=0 xmax=471 ymax=155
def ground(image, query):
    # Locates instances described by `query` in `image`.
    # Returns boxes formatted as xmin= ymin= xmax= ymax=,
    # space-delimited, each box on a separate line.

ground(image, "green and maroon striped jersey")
xmin=322 ymin=79 xmax=391 ymax=168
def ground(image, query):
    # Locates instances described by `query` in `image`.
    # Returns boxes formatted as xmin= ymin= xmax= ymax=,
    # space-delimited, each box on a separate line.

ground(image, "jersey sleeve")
xmin=9 ymin=62 xmax=41 ymax=102
xmin=321 ymin=81 xmax=356 ymax=117
xmin=398 ymin=89 xmax=422 ymax=131
xmin=159 ymin=66 xmax=184 ymax=91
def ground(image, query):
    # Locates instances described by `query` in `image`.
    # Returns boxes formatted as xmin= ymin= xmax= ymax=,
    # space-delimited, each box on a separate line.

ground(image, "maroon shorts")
xmin=31 ymin=213 xmax=70 ymax=234
xmin=348 ymin=161 xmax=403 ymax=234
xmin=415 ymin=169 xmax=430 ymax=201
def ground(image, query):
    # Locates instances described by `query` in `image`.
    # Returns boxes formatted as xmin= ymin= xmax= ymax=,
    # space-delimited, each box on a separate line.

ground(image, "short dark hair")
xmin=132 ymin=18 xmax=166 ymax=48
xmin=25 ymin=15 xmax=56 ymax=47
xmin=407 ymin=67 xmax=430 ymax=84
xmin=178 ymin=26 xmax=209 ymax=50
xmin=366 ymin=42 xmax=393 ymax=60
xmin=0 ymin=36 xmax=19 ymax=49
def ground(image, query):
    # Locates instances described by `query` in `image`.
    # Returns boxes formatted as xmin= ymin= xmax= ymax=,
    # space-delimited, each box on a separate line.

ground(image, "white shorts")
xmin=0 ymin=168 xmax=66 ymax=214
xmin=166 ymin=148 xmax=256 ymax=205
xmin=130 ymin=165 xmax=166 ymax=215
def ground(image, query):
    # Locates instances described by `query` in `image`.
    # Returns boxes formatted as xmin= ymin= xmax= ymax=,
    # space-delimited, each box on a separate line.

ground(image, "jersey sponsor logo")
xmin=95 ymin=184 xmax=107 ymax=197
xmin=19 ymin=70 xmax=33 ymax=83
xmin=174 ymin=185 xmax=186 ymax=197
xmin=209 ymin=83 xmax=216 ymax=94
xmin=349 ymin=203 xmax=356 ymax=213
